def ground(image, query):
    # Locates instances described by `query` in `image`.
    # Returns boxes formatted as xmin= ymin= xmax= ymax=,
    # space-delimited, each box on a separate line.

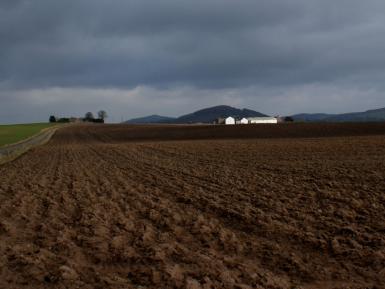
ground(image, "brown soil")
xmin=0 ymin=123 xmax=385 ymax=289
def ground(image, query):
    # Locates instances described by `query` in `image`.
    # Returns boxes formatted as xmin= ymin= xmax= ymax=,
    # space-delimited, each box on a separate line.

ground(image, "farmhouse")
xmin=248 ymin=117 xmax=278 ymax=124
xmin=236 ymin=117 xmax=249 ymax=124
xmin=225 ymin=116 xmax=235 ymax=125
xmin=216 ymin=116 xmax=277 ymax=125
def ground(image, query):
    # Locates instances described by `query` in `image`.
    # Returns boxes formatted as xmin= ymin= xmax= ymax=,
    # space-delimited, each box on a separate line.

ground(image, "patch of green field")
xmin=0 ymin=123 xmax=57 ymax=147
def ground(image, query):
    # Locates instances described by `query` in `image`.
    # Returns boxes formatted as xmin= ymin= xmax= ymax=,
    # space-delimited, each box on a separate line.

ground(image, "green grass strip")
xmin=0 ymin=123 xmax=57 ymax=147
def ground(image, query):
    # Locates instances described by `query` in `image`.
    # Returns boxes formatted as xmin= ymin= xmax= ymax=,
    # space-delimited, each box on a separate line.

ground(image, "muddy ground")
xmin=0 ymin=123 xmax=385 ymax=289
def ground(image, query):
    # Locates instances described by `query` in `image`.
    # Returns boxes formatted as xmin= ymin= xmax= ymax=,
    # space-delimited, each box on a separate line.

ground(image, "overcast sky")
xmin=1 ymin=0 xmax=385 ymax=123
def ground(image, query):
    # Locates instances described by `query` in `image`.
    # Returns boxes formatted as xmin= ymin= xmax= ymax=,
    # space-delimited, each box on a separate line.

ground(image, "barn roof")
xmin=247 ymin=117 xmax=276 ymax=120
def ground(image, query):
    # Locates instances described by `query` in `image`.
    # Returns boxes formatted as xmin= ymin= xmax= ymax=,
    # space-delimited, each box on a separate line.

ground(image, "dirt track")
xmin=1 ymin=124 xmax=385 ymax=289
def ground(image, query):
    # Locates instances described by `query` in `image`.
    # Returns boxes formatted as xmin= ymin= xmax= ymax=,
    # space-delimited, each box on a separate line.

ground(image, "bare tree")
xmin=98 ymin=110 xmax=108 ymax=121
xmin=49 ymin=115 xmax=56 ymax=123
xmin=85 ymin=112 xmax=94 ymax=121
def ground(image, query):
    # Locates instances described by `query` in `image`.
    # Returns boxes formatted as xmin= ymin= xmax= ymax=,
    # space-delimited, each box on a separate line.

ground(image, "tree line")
xmin=49 ymin=110 xmax=108 ymax=123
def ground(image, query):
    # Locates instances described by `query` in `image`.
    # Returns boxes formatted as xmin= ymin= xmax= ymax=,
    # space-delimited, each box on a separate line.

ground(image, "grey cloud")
xmin=1 ymin=0 xmax=384 ymax=88
xmin=1 ymin=0 xmax=385 ymax=123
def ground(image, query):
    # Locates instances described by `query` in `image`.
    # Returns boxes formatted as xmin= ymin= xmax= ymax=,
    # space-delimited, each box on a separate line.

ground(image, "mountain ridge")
xmin=124 ymin=105 xmax=268 ymax=124
xmin=124 ymin=115 xmax=176 ymax=124
xmin=124 ymin=105 xmax=385 ymax=124
xmin=291 ymin=107 xmax=385 ymax=122
xmin=174 ymin=105 xmax=267 ymax=123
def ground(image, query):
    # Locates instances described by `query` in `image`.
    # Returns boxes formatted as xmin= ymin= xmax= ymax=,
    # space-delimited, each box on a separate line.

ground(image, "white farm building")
xmin=247 ymin=117 xmax=277 ymax=124
xmin=217 ymin=116 xmax=277 ymax=125
xmin=236 ymin=118 xmax=249 ymax=124
xmin=225 ymin=116 xmax=235 ymax=125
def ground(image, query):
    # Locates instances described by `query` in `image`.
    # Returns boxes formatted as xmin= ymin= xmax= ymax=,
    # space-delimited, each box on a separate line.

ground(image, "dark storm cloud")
xmin=1 ymin=0 xmax=385 ymax=123
xmin=1 ymin=0 xmax=385 ymax=90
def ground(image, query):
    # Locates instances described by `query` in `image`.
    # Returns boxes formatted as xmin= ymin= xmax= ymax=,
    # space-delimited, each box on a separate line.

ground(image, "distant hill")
xmin=174 ymin=105 xmax=267 ymax=123
xmin=124 ymin=105 xmax=268 ymax=124
xmin=290 ymin=113 xmax=334 ymax=122
xmin=124 ymin=115 xmax=176 ymax=124
xmin=125 ymin=106 xmax=385 ymax=124
xmin=292 ymin=107 xmax=385 ymax=122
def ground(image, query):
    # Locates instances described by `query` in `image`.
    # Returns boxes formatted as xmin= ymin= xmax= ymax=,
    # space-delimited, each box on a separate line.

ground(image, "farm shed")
xmin=225 ymin=116 xmax=235 ymax=125
xmin=240 ymin=117 xmax=248 ymax=124
xmin=236 ymin=118 xmax=249 ymax=124
xmin=248 ymin=117 xmax=278 ymax=124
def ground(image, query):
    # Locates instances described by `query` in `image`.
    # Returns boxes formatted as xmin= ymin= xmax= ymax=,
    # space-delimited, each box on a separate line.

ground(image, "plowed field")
xmin=1 ymin=124 xmax=385 ymax=289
